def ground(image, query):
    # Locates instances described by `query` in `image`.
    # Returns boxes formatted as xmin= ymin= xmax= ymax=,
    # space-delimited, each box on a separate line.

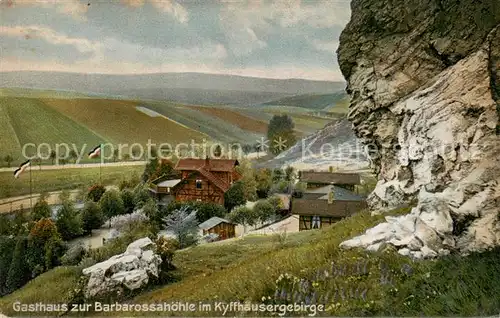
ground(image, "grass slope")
xmin=0 ymin=165 xmax=144 ymax=199
xmin=187 ymin=105 xmax=268 ymax=134
xmin=142 ymin=102 xmax=263 ymax=144
xmin=3 ymin=207 xmax=500 ymax=316
xmin=264 ymin=92 xmax=347 ymax=110
xmin=0 ymin=97 xmax=107 ymax=162
xmin=44 ymin=99 xmax=206 ymax=147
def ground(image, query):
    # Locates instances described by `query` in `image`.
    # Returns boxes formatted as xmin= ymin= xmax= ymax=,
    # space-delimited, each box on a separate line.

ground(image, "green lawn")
xmin=3 ymin=206 xmax=500 ymax=317
xmin=0 ymin=97 xmax=107 ymax=161
xmin=0 ymin=165 xmax=144 ymax=199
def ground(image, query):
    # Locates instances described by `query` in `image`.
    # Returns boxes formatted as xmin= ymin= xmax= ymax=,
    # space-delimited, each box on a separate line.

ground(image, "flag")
xmin=88 ymin=145 xmax=101 ymax=159
xmin=14 ymin=160 xmax=31 ymax=179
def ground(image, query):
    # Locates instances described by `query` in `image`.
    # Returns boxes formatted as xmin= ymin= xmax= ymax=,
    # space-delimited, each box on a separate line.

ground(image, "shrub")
xmin=255 ymin=168 xmax=272 ymax=198
xmin=292 ymin=182 xmax=307 ymax=198
xmin=192 ymin=202 xmax=226 ymax=223
xmin=32 ymin=193 xmax=51 ymax=221
xmin=29 ymin=218 xmax=61 ymax=243
xmin=121 ymin=189 xmax=136 ymax=214
xmin=0 ymin=214 xmax=13 ymax=236
xmin=60 ymin=244 xmax=86 ymax=266
xmin=228 ymin=206 xmax=258 ymax=228
xmin=87 ymin=184 xmax=106 ymax=202
xmin=224 ymin=182 xmax=246 ymax=212
xmin=56 ymin=202 xmax=84 ymax=241
xmin=254 ymin=200 xmax=275 ymax=224
xmin=162 ymin=206 xmax=199 ymax=249
xmin=0 ymin=237 xmax=15 ymax=296
xmin=133 ymin=183 xmax=151 ymax=209
xmin=267 ymin=195 xmax=284 ymax=212
xmin=81 ymin=201 xmax=104 ymax=234
xmin=6 ymin=236 xmax=31 ymax=293
xmin=99 ymin=189 xmax=125 ymax=219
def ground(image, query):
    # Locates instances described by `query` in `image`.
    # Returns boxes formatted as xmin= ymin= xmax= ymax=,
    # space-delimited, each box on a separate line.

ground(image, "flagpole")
xmin=100 ymin=144 xmax=103 ymax=184
xmin=29 ymin=161 xmax=33 ymax=213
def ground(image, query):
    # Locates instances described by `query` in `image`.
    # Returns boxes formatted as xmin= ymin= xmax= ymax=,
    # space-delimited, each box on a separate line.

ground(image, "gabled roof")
xmin=311 ymin=185 xmax=365 ymax=201
xmin=198 ymin=217 xmax=234 ymax=230
xmin=175 ymin=158 xmax=239 ymax=172
xmin=196 ymin=167 xmax=231 ymax=192
xmin=157 ymin=179 xmax=182 ymax=188
xmin=299 ymin=171 xmax=361 ymax=185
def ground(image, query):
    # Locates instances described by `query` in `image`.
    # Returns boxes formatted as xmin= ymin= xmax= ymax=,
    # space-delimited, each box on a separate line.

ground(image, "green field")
xmin=0 ymin=165 xmax=144 ymax=199
xmin=0 ymin=97 xmax=107 ymax=163
xmin=264 ymin=92 xmax=347 ymax=110
xmin=3 ymin=206 xmax=500 ymax=317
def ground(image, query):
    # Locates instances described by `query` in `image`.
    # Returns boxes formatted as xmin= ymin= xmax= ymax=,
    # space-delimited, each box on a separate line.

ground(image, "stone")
xmin=82 ymin=238 xmax=163 ymax=299
xmin=337 ymin=0 xmax=500 ymax=257
xmin=421 ymin=246 xmax=438 ymax=259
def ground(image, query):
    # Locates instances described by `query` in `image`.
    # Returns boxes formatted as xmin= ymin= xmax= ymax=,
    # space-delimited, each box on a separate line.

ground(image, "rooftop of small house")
xmin=198 ymin=216 xmax=234 ymax=230
xmin=299 ymin=171 xmax=361 ymax=185
xmin=304 ymin=185 xmax=366 ymax=201
xmin=175 ymin=158 xmax=239 ymax=172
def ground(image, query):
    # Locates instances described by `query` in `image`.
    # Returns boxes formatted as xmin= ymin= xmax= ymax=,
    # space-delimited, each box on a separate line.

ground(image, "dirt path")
xmin=0 ymin=161 xmax=147 ymax=173
xmin=0 ymin=186 xmax=118 ymax=214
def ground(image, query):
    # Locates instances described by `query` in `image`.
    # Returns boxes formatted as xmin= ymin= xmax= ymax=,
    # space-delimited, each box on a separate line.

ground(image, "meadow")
xmin=2 ymin=206 xmax=500 ymax=317
xmin=0 ymin=165 xmax=144 ymax=199
xmin=0 ymin=97 xmax=107 ymax=162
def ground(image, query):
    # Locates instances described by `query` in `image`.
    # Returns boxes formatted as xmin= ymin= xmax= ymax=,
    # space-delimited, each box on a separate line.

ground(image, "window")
xmin=312 ymin=216 xmax=321 ymax=229
xmin=196 ymin=180 xmax=202 ymax=189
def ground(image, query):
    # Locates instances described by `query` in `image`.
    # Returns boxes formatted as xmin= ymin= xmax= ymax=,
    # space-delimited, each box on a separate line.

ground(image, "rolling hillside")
xmin=264 ymin=92 xmax=348 ymax=111
xmin=0 ymin=97 xmax=107 ymax=160
xmin=0 ymin=71 xmax=345 ymax=106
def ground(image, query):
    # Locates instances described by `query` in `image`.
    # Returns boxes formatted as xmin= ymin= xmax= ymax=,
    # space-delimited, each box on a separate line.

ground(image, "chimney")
xmin=205 ymin=156 xmax=210 ymax=169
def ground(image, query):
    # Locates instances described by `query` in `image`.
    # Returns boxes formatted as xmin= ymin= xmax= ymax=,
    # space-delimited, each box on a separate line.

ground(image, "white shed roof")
xmin=157 ymin=179 xmax=181 ymax=187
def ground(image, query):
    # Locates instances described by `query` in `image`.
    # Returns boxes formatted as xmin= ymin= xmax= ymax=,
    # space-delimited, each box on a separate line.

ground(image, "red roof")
xmin=175 ymin=158 xmax=239 ymax=172
xmin=196 ymin=168 xmax=231 ymax=192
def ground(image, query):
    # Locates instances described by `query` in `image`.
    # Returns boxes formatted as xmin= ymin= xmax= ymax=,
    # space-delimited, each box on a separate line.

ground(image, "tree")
xmin=0 ymin=214 xmax=13 ymax=236
xmin=6 ymin=236 xmax=30 ymax=293
xmin=55 ymin=202 xmax=83 ymax=241
xmin=228 ymin=206 xmax=258 ymax=232
xmin=133 ymin=183 xmax=152 ymax=209
xmin=0 ymin=237 xmax=15 ymax=295
xmin=267 ymin=114 xmax=296 ymax=155
xmin=142 ymin=199 xmax=159 ymax=223
xmin=242 ymin=144 xmax=252 ymax=155
xmin=113 ymin=149 xmax=120 ymax=162
xmin=162 ymin=206 xmax=199 ymax=249
xmin=142 ymin=157 xmax=159 ymax=182
xmin=192 ymin=202 xmax=226 ymax=224
xmin=28 ymin=218 xmax=64 ymax=272
xmin=81 ymin=201 xmax=104 ymax=234
xmin=224 ymin=182 xmax=246 ymax=212
xmin=236 ymin=159 xmax=257 ymax=201
xmin=49 ymin=150 xmax=57 ymax=165
xmin=3 ymin=155 xmax=14 ymax=168
xmin=285 ymin=166 xmax=296 ymax=182
xmin=121 ymin=189 xmax=136 ymax=214
xmin=255 ymin=168 xmax=272 ymax=198
xmin=87 ymin=184 xmax=106 ymax=202
xmin=99 ymin=189 xmax=125 ymax=219
xmin=254 ymin=200 xmax=275 ymax=224
xmin=32 ymin=193 xmax=52 ymax=221
xmin=69 ymin=150 xmax=78 ymax=163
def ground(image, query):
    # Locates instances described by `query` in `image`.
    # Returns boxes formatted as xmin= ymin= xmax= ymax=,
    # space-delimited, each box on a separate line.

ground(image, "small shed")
xmin=198 ymin=217 xmax=236 ymax=240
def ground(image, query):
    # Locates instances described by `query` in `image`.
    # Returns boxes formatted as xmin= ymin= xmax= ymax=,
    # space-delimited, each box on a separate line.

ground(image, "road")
xmin=0 ymin=186 xmax=118 ymax=214
xmin=0 ymin=161 xmax=147 ymax=173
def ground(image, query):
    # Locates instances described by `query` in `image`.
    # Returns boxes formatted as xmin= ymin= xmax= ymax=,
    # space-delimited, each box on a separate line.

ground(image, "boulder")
xmin=82 ymin=238 xmax=162 ymax=299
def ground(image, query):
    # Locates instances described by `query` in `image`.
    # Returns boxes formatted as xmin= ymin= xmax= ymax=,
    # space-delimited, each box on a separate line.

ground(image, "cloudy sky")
xmin=0 ymin=0 xmax=351 ymax=81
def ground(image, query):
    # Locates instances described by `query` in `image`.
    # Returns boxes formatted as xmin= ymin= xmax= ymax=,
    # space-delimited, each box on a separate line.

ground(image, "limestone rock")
xmin=82 ymin=238 xmax=162 ymax=299
xmin=338 ymin=0 xmax=500 ymax=258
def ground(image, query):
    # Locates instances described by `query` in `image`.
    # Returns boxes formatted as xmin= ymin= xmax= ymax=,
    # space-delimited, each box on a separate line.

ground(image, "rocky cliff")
xmin=338 ymin=0 xmax=500 ymax=257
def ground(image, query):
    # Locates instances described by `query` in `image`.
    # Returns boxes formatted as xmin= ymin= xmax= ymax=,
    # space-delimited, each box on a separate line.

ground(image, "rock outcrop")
xmin=338 ymin=0 xmax=500 ymax=257
xmin=82 ymin=238 xmax=162 ymax=299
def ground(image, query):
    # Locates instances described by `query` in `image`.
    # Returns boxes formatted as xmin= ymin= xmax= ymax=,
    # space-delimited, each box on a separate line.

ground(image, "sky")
xmin=0 ymin=0 xmax=351 ymax=81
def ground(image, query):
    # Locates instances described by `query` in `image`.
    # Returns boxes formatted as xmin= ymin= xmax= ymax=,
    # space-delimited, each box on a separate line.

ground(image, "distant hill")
xmin=264 ymin=92 xmax=348 ymax=110
xmin=0 ymin=71 xmax=345 ymax=106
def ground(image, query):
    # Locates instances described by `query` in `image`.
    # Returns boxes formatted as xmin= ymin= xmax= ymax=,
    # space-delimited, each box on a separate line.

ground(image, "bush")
xmin=133 ymin=183 xmax=151 ymax=209
xmin=87 ymin=184 xmax=106 ymax=202
xmin=81 ymin=201 xmax=104 ymax=234
xmin=6 ymin=236 xmax=31 ymax=293
xmin=228 ymin=206 xmax=258 ymax=228
xmin=99 ymin=189 xmax=125 ymax=219
xmin=60 ymin=244 xmax=86 ymax=266
xmin=253 ymin=200 xmax=275 ymax=224
xmin=32 ymin=193 xmax=51 ymax=221
xmin=0 ymin=237 xmax=16 ymax=296
xmin=56 ymin=202 xmax=84 ymax=241
xmin=292 ymin=182 xmax=307 ymax=198
xmin=267 ymin=195 xmax=284 ymax=212
xmin=121 ymin=189 xmax=136 ymax=214
xmin=224 ymin=182 xmax=246 ymax=212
